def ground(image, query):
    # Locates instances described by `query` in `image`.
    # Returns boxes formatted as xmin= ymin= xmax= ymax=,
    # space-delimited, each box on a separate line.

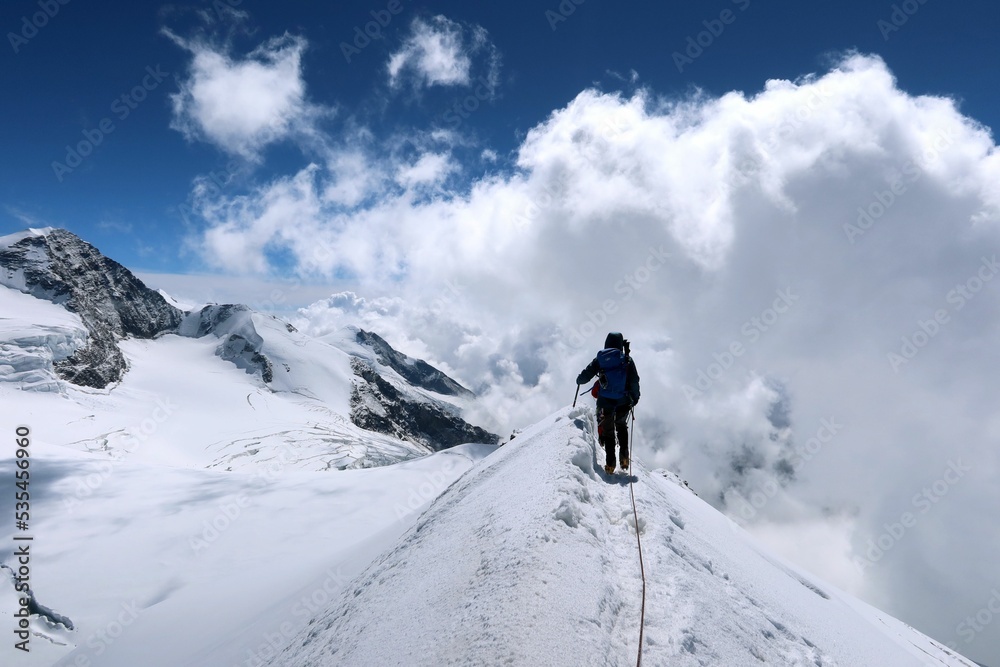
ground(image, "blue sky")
xmin=7 ymin=3 xmax=1000 ymax=663
xmin=2 ymin=0 xmax=999 ymax=273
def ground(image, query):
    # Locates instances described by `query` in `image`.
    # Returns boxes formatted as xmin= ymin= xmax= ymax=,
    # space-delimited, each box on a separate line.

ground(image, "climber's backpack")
xmin=596 ymin=348 xmax=628 ymax=400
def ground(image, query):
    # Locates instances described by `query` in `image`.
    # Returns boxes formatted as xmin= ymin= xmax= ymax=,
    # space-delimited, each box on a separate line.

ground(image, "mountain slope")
xmin=0 ymin=262 xmax=503 ymax=666
xmin=350 ymin=327 xmax=474 ymax=397
xmin=275 ymin=407 xmax=976 ymax=667
xmin=0 ymin=228 xmax=497 ymax=467
xmin=322 ymin=326 xmax=497 ymax=449
xmin=0 ymin=440 xmax=497 ymax=667
xmin=0 ymin=228 xmax=183 ymax=387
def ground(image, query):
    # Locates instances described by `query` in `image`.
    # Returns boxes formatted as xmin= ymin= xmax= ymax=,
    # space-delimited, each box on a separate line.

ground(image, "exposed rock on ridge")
xmin=350 ymin=358 xmax=498 ymax=450
xmin=0 ymin=229 xmax=183 ymax=387
xmin=353 ymin=329 xmax=473 ymax=397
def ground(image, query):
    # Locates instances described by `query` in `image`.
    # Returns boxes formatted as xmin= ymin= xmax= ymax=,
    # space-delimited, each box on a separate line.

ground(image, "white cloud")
xmin=395 ymin=152 xmax=454 ymax=189
xmin=189 ymin=53 xmax=1000 ymax=660
xmin=4 ymin=206 xmax=49 ymax=229
xmin=321 ymin=147 xmax=384 ymax=208
xmin=167 ymin=32 xmax=324 ymax=160
xmin=388 ymin=16 xmax=469 ymax=88
xmin=137 ymin=271 xmax=354 ymax=318
xmin=96 ymin=218 xmax=133 ymax=234
xmin=387 ymin=16 xmax=499 ymax=94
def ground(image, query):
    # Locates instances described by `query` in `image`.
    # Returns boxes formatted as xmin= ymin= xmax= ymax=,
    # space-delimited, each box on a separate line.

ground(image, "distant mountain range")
xmin=0 ymin=227 xmax=497 ymax=463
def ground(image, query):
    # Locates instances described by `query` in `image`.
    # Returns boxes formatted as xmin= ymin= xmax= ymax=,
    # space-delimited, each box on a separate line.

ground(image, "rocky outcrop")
xmin=354 ymin=329 xmax=473 ymax=397
xmin=350 ymin=358 xmax=498 ymax=450
xmin=0 ymin=229 xmax=183 ymax=388
xmin=181 ymin=304 xmax=274 ymax=383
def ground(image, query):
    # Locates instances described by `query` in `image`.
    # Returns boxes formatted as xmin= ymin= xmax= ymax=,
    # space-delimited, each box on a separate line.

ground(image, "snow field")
xmin=0 ymin=325 xmax=426 ymax=473
xmin=0 ymin=441 xmax=495 ymax=667
xmin=1 ymin=281 xmax=504 ymax=665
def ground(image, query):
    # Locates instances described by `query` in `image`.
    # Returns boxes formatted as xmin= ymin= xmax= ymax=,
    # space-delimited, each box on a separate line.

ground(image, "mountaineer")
xmin=576 ymin=332 xmax=640 ymax=475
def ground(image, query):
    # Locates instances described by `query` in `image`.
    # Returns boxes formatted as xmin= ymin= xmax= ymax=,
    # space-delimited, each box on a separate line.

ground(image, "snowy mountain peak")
xmin=0 ymin=227 xmax=496 ymax=463
xmin=275 ymin=406 xmax=976 ymax=667
xmin=339 ymin=325 xmax=474 ymax=398
xmin=0 ymin=226 xmax=55 ymax=249
xmin=0 ymin=228 xmax=183 ymax=387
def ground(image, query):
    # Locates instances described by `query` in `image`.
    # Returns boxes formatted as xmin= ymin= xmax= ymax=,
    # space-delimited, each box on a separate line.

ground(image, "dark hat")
xmin=604 ymin=332 xmax=624 ymax=351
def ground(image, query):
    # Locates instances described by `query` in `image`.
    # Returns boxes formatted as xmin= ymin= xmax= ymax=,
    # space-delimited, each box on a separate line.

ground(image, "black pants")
xmin=599 ymin=404 xmax=630 ymax=467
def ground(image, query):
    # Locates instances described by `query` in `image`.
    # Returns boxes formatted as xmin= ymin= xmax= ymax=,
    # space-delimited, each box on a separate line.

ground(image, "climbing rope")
xmin=627 ymin=408 xmax=647 ymax=667
xmin=588 ymin=404 xmax=648 ymax=665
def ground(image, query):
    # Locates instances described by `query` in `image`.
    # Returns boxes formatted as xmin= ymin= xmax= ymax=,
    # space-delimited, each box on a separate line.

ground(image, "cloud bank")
xmin=170 ymin=33 xmax=1000 ymax=661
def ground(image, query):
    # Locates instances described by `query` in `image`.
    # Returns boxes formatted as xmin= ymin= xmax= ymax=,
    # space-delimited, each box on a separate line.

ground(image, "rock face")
xmin=349 ymin=358 xmax=498 ymax=450
xmin=353 ymin=329 xmax=473 ymax=397
xmin=0 ymin=229 xmax=183 ymax=387
xmin=180 ymin=304 xmax=274 ymax=383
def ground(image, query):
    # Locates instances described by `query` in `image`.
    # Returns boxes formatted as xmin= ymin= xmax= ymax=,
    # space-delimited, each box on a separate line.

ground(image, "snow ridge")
xmin=274 ymin=407 xmax=977 ymax=667
xmin=352 ymin=328 xmax=473 ymax=397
